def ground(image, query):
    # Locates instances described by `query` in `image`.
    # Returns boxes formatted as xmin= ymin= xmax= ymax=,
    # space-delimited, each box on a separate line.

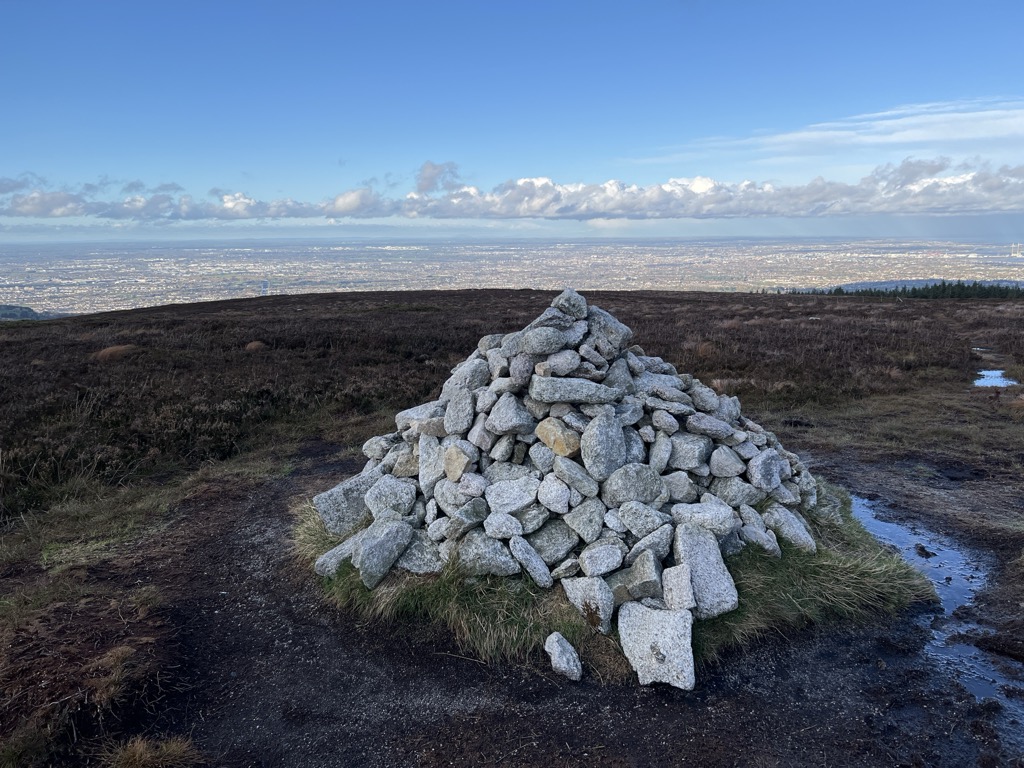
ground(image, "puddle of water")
xmin=974 ymin=369 xmax=1019 ymax=387
xmin=850 ymin=497 xmax=1024 ymax=730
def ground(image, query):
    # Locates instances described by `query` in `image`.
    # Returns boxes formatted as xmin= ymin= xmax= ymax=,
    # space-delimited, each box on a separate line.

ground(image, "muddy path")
xmin=126 ymin=440 xmax=1024 ymax=768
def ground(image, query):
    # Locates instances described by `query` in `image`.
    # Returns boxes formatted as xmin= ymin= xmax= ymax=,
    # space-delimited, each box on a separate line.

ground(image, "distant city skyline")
xmin=2 ymin=2 xmax=1023 ymax=241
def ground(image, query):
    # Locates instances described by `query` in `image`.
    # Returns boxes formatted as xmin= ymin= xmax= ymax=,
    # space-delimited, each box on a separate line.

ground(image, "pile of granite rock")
xmin=312 ymin=289 xmax=825 ymax=690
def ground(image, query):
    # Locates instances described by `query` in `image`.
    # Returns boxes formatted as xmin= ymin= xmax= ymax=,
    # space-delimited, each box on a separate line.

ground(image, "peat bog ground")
xmin=2 ymin=289 xmax=1023 ymax=766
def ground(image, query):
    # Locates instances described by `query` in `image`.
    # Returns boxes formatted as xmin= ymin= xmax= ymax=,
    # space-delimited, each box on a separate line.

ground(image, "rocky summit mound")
xmin=312 ymin=289 xmax=825 ymax=689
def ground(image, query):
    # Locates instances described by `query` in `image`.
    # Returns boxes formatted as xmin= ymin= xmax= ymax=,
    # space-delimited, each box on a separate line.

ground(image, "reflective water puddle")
xmin=851 ymin=496 xmax=1024 ymax=740
xmin=974 ymin=370 xmax=1019 ymax=387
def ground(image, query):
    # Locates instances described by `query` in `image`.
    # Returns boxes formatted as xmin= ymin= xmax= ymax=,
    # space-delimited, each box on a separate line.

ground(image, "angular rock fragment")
xmin=562 ymin=576 xmax=615 ymax=634
xmin=509 ymin=535 xmax=554 ymax=587
xmin=544 ymin=631 xmax=583 ymax=680
xmin=618 ymin=602 xmax=695 ymax=690
xmin=673 ymin=523 xmax=739 ymax=619
xmin=357 ymin=519 xmax=414 ymax=589
xmin=580 ymin=405 xmax=628 ymax=481
xmin=457 ymin=529 xmax=520 ymax=576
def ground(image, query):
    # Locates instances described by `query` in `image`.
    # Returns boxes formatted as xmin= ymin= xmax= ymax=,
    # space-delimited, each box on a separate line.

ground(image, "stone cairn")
xmin=312 ymin=289 xmax=822 ymax=690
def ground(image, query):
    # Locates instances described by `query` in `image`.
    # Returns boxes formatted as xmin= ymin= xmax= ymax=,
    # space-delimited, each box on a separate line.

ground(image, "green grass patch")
xmin=324 ymin=561 xmax=592 ymax=664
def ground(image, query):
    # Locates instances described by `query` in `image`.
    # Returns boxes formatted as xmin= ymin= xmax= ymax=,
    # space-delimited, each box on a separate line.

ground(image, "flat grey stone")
xmin=672 ymin=523 xmax=739 ymax=620
xmin=544 ymin=631 xmax=582 ymax=681
xmin=663 ymin=471 xmax=699 ymax=503
xmin=601 ymin=463 xmax=665 ymax=508
xmin=357 ymin=519 xmax=414 ymax=589
xmin=528 ymin=306 xmax=576 ymax=331
xmin=395 ymin=401 xmax=445 ymax=432
xmin=364 ymin=474 xmax=418 ymax=520
xmin=587 ymin=306 xmax=633 ymax=351
xmin=618 ymin=602 xmax=695 ymax=690
xmin=313 ymin=468 xmax=381 ymax=537
xmin=668 ymin=432 xmax=714 ymax=471
xmin=551 ymin=288 xmax=588 ymax=320
xmin=709 ymin=446 xmax=746 ymax=478
xmin=485 ymin=475 xmax=541 ymax=516
xmin=458 ymin=472 xmax=489 ymax=497
xmin=651 ymin=410 xmax=680 ymax=435
xmin=522 ymin=326 xmax=568 ymax=355
xmin=551 ymin=557 xmax=580 ymax=580
xmin=603 ymin=508 xmax=628 ymax=534
xmin=602 ymin=358 xmax=636 ymax=394
xmin=625 ymin=548 xmax=663 ymax=599
xmin=457 ymin=529 xmax=521 ymax=576
xmin=561 ymin=576 xmax=615 ymax=634
xmin=509 ymin=535 xmax=554 ymax=587
xmin=444 ymin=386 xmax=476 ymax=435
xmin=394 ymin=530 xmax=443 ymax=574
xmin=442 ymin=358 xmax=491 ymax=399
xmin=733 ymin=440 xmax=760 ymax=460
xmin=528 ymin=375 xmax=621 ymax=404
xmin=577 ymin=539 xmax=625 ymax=577
xmin=688 ymin=382 xmax=721 ymax=413
xmin=528 ymin=442 xmax=556 ymax=474
xmin=467 ymin=412 xmax=497 ymax=451
xmin=512 ymin=503 xmax=550 ymax=534
xmin=483 ymin=461 xmax=537 ymax=483
xmin=363 ymin=433 xmax=401 ymax=461
xmin=563 ymin=497 xmax=605 ymax=543
xmin=762 ymin=502 xmax=817 ymax=553
xmin=474 ymin=387 xmax=498 ymax=414
xmin=509 ymin=353 xmax=539 ymax=389
xmin=546 ymin=349 xmax=581 ymax=376
xmin=483 ymin=510 xmax=524 ymax=539
xmin=313 ymin=529 xmax=367 ymax=577
xmin=525 ymin=519 xmax=580 ymax=565
xmin=486 ymin=348 xmax=510 ymax=379
xmin=624 ymin=523 xmax=674 ymax=566
xmin=445 ymin=497 xmax=490 ymax=540
xmin=747 ymin=448 xmax=787 ymax=491
xmin=710 ymin=476 xmax=768 ymax=508
xmin=489 ymin=434 xmax=515 ymax=462
xmin=604 ymin=569 xmax=633 ymax=607
xmin=580 ymin=405 xmax=628 ymax=482
xmin=432 ymin=478 xmax=472 ymax=515
xmin=553 ymin=456 xmax=600 ymax=498
xmin=617 ymin=500 xmax=671 ymax=539
xmin=739 ymin=524 xmax=782 ymax=557
xmin=418 ymin=434 xmax=446 ymax=499
xmin=485 ymin=392 xmax=537 ymax=435
xmin=538 ymin=473 xmax=571 ymax=515
xmin=662 ymin=564 xmax=697 ymax=610
xmin=686 ymin=413 xmax=734 ymax=439
xmin=670 ymin=494 xmax=741 ymax=537
xmin=623 ymin=426 xmax=647 ymax=464
xmin=646 ymin=432 xmax=671 ymax=476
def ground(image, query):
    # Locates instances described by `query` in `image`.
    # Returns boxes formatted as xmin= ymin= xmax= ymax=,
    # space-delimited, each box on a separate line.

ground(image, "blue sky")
xmin=3 ymin=0 xmax=1024 ymax=240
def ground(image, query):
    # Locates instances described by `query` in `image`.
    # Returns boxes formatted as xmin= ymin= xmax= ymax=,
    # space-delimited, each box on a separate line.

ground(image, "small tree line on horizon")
xmin=797 ymin=280 xmax=1024 ymax=300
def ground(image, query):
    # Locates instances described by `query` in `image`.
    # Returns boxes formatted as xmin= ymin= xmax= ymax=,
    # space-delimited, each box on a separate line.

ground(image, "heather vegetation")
xmin=1 ymin=289 xmax=1022 ymax=765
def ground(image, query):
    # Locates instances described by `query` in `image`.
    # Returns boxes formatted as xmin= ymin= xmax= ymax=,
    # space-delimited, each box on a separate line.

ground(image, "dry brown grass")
xmin=99 ymin=736 xmax=202 ymax=768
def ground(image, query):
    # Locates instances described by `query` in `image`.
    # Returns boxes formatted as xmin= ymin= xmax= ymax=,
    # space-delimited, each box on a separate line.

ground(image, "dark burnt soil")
xmin=132 ymin=441 xmax=1018 ymax=768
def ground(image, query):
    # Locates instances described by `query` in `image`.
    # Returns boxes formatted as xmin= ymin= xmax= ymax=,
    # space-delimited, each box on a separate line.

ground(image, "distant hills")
xmin=0 ymin=305 xmax=66 ymax=321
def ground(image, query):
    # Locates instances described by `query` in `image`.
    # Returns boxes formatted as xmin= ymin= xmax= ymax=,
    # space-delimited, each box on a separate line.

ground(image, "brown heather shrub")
xmin=92 ymin=344 xmax=140 ymax=361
